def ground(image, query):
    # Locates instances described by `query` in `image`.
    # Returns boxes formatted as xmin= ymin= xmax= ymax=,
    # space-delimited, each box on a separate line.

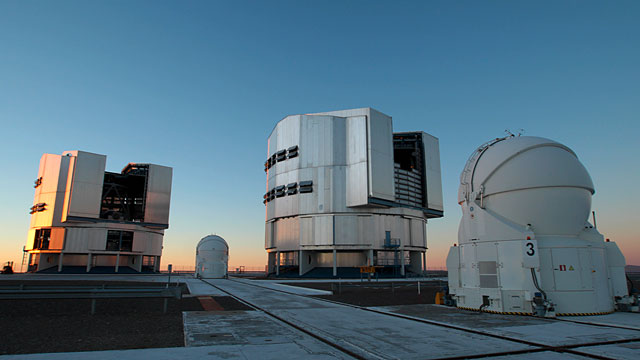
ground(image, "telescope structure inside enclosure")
xmin=195 ymin=235 xmax=229 ymax=279
xmin=26 ymin=150 xmax=172 ymax=273
xmin=264 ymin=108 xmax=443 ymax=277
xmin=447 ymin=136 xmax=632 ymax=316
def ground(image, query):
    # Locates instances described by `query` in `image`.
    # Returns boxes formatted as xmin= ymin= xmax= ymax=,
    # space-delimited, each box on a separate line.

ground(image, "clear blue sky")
xmin=1 ymin=0 xmax=638 ymax=269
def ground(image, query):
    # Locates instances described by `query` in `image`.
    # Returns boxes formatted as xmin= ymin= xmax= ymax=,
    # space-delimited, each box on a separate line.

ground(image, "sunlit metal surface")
xmin=265 ymin=108 xmax=443 ymax=276
xmin=25 ymin=150 xmax=172 ymax=273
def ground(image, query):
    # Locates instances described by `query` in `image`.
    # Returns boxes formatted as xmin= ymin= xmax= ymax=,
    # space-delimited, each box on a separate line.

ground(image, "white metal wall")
xmin=26 ymin=150 xmax=171 ymax=272
xmin=265 ymin=108 xmax=439 ymax=269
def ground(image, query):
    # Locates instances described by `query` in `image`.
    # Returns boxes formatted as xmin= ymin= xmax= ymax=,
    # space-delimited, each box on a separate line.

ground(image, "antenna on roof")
xmin=505 ymin=128 xmax=525 ymax=137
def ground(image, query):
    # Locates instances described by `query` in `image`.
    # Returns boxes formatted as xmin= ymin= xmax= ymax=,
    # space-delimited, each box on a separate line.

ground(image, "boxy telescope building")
xmin=26 ymin=151 xmax=172 ymax=273
xmin=264 ymin=108 xmax=443 ymax=277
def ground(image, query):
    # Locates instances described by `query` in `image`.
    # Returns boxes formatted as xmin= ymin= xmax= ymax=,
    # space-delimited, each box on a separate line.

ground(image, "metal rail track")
xmin=207 ymin=278 xmax=640 ymax=360
xmin=199 ymin=279 xmax=370 ymax=360
xmin=229 ymin=277 xmax=640 ymax=332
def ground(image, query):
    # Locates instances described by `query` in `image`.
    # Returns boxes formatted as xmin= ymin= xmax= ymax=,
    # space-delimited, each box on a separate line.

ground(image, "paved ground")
xmin=375 ymin=304 xmax=640 ymax=358
xmin=557 ymin=312 xmax=640 ymax=330
xmin=230 ymin=277 xmax=333 ymax=295
xmin=3 ymin=276 xmax=639 ymax=360
xmin=183 ymin=311 xmax=349 ymax=359
xmin=204 ymin=279 xmax=533 ymax=359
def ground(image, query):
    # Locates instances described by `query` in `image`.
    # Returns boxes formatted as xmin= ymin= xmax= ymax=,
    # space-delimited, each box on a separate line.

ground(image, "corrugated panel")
xmin=132 ymin=231 xmax=149 ymax=252
xmin=422 ymin=133 xmax=444 ymax=212
xmin=265 ymin=221 xmax=274 ymax=249
xmin=148 ymin=232 xmax=163 ymax=255
xmin=49 ymin=228 xmax=65 ymax=250
xmin=334 ymin=216 xmax=358 ymax=245
xmin=30 ymin=192 xmax=56 ymax=229
xmin=62 ymin=151 xmax=106 ymax=220
xmin=346 ymin=116 xmax=368 ymax=207
xmin=144 ymin=164 xmax=173 ymax=225
xmin=64 ymin=227 xmax=106 ymax=252
xmin=25 ymin=229 xmax=36 ymax=251
xmin=410 ymin=219 xmax=425 ymax=247
xmin=299 ymin=217 xmax=313 ymax=246
xmin=313 ymin=216 xmax=333 ymax=246
xmin=274 ymin=217 xmax=299 ymax=250
xmin=367 ymin=109 xmax=395 ymax=201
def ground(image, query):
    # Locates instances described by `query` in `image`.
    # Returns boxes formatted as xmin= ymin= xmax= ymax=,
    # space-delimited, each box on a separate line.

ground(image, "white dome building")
xmin=447 ymin=136 xmax=629 ymax=316
xmin=195 ymin=235 xmax=229 ymax=279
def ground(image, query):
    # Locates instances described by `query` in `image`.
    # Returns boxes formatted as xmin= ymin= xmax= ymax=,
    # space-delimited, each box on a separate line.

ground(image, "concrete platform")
xmin=230 ymin=278 xmax=333 ymax=295
xmin=183 ymin=277 xmax=227 ymax=296
xmin=0 ymin=343 xmax=348 ymax=360
xmin=488 ymin=351 xmax=589 ymax=359
xmin=374 ymin=304 xmax=640 ymax=347
xmin=3 ymin=277 xmax=639 ymax=359
xmin=574 ymin=341 xmax=640 ymax=359
xmin=558 ymin=312 xmax=640 ymax=330
xmin=207 ymin=279 xmax=534 ymax=359
xmin=183 ymin=310 xmax=350 ymax=358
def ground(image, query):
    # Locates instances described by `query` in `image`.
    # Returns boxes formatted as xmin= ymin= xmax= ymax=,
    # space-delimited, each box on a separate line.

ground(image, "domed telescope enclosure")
xmin=264 ymin=108 xmax=443 ymax=277
xmin=447 ymin=135 xmax=632 ymax=316
xmin=195 ymin=235 xmax=229 ymax=279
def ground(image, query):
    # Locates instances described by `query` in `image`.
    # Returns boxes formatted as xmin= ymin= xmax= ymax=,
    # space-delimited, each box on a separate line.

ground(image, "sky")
xmin=1 ymin=0 xmax=638 ymax=271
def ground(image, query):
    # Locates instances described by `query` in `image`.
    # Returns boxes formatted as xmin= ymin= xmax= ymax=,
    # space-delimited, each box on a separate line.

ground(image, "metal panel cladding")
xmin=144 ymin=164 xmax=173 ymax=226
xmin=264 ymin=108 xmax=444 ymax=258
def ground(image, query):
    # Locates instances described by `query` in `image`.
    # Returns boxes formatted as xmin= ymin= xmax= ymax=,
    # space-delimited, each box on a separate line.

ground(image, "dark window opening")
xmin=33 ymin=229 xmax=51 ymax=250
xmin=393 ymin=133 xmax=426 ymax=208
xmin=287 ymin=145 xmax=298 ymax=158
xmin=29 ymin=202 xmax=47 ymax=214
xmin=299 ymin=180 xmax=313 ymax=194
xmin=106 ymin=230 xmax=134 ymax=252
xmin=393 ymin=134 xmax=423 ymax=171
xmin=142 ymin=256 xmax=155 ymax=270
xmin=100 ymin=164 xmax=148 ymax=222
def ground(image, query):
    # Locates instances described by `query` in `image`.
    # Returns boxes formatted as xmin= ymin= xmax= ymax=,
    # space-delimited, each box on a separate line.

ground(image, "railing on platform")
xmin=0 ymin=284 xmax=182 ymax=314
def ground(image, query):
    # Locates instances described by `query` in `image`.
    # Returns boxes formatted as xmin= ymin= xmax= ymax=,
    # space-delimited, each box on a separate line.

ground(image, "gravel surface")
xmin=0 ymin=280 xmax=252 ymax=355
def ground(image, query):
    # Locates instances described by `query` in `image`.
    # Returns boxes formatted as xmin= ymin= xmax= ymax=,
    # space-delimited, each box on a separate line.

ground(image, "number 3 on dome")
xmin=522 ymin=239 xmax=539 ymax=268
xmin=525 ymin=242 xmax=535 ymax=256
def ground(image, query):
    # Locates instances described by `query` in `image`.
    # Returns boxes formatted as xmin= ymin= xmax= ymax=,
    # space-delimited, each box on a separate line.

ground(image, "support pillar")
xmin=423 ymin=251 xmax=427 ymax=273
xmin=154 ymin=256 xmax=160 ymax=272
xmin=57 ymin=252 xmax=64 ymax=272
xmin=409 ymin=251 xmax=422 ymax=274
xmin=136 ymin=255 xmax=143 ymax=272
xmin=332 ymin=249 xmax=337 ymax=277
xmin=276 ymin=251 xmax=280 ymax=276
xmin=400 ymin=250 xmax=405 ymax=276
xmin=367 ymin=249 xmax=374 ymax=266
xmin=267 ymin=252 xmax=276 ymax=275
xmin=115 ymin=253 xmax=120 ymax=273
xmin=86 ymin=253 xmax=92 ymax=272
xmin=298 ymin=250 xmax=304 ymax=276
